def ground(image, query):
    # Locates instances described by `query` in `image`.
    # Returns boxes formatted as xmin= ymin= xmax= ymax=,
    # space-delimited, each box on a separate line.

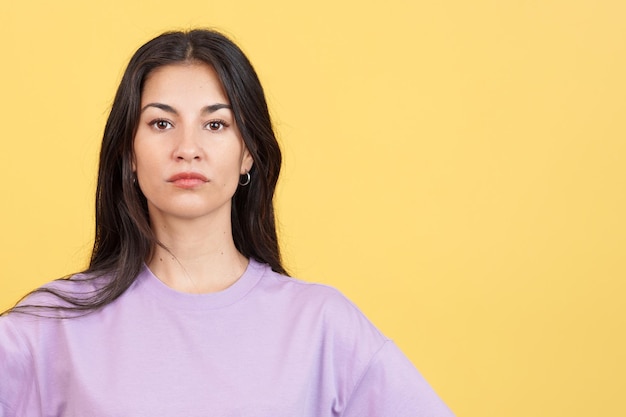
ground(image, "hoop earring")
xmin=239 ymin=171 xmax=251 ymax=186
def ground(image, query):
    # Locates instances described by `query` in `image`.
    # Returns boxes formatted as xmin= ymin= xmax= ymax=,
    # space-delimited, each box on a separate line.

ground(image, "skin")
xmin=133 ymin=62 xmax=254 ymax=293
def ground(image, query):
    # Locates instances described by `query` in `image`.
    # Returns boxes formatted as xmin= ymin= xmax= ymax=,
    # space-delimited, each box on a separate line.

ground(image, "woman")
xmin=0 ymin=29 xmax=454 ymax=416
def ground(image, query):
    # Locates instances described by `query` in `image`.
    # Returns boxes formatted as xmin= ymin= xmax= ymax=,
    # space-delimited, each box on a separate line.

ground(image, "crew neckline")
xmin=135 ymin=258 xmax=266 ymax=310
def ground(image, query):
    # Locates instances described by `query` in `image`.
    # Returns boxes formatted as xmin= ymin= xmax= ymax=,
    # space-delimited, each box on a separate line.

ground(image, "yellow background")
xmin=1 ymin=1 xmax=624 ymax=415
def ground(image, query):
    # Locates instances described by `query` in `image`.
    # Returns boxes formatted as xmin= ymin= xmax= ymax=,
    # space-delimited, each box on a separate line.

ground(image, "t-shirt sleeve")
xmin=0 ymin=316 xmax=35 ymax=417
xmin=342 ymin=341 xmax=455 ymax=417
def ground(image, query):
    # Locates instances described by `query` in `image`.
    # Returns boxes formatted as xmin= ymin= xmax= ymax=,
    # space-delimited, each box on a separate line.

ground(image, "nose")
xmin=173 ymin=126 xmax=202 ymax=161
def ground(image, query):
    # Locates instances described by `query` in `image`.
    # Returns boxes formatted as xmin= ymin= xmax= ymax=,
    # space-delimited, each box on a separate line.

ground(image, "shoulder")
xmin=256 ymin=266 xmax=455 ymax=416
xmin=257 ymin=263 xmax=388 ymax=348
xmin=10 ymin=271 xmax=113 ymax=314
xmin=260 ymin=265 xmax=371 ymax=315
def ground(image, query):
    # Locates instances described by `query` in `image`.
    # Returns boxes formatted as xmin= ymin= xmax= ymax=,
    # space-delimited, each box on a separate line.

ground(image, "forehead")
xmin=141 ymin=62 xmax=229 ymax=105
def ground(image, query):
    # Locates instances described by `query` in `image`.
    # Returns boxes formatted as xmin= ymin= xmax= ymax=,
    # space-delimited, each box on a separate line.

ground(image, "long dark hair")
xmin=6 ymin=29 xmax=286 ymax=316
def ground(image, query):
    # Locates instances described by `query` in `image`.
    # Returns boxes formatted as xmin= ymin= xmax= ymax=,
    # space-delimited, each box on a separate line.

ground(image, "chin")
xmin=148 ymin=202 xmax=233 ymax=223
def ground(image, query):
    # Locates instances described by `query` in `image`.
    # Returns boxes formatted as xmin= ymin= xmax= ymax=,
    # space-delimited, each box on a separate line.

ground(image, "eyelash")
xmin=205 ymin=119 xmax=229 ymax=131
xmin=148 ymin=119 xmax=230 ymax=132
xmin=150 ymin=119 xmax=173 ymax=130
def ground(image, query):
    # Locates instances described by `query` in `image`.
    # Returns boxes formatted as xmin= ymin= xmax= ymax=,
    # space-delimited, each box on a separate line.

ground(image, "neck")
xmin=146 ymin=214 xmax=248 ymax=294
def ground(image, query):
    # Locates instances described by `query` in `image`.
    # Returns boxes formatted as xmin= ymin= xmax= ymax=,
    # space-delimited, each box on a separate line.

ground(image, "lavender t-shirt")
xmin=0 ymin=259 xmax=454 ymax=416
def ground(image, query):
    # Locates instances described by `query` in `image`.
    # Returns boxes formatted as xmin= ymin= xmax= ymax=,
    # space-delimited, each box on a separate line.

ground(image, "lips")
xmin=167 ymin=172 xmax=208 ymax=188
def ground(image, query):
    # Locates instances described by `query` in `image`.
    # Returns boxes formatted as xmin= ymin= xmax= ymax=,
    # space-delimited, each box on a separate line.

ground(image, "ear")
xmin=240 ymin=147 xmax=254 ymax=174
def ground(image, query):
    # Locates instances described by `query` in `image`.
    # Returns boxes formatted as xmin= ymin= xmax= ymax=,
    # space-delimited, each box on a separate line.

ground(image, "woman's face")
xmin=133 ymin=62 xmax=253 ymax=225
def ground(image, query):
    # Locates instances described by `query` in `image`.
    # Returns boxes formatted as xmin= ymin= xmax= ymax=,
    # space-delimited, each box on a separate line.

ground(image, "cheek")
xmin=133 ymin=140 xmax=159 ymax=175
xmin=133 ymin=153 xmax=161 ymax=190
xmin=216 ymin=145 xmax=247 ymax=175
xmin=218 ymin=164 xmax=243 ymax=189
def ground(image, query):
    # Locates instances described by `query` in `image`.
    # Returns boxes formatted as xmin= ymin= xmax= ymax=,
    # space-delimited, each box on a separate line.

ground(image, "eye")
xmin=150 ymin=119 xmax=173 ymax=131
xmin=206 ymin=120 xmax=229 ymax=131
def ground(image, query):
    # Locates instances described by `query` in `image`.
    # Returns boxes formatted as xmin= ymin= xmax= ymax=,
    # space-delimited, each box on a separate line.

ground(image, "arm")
xmin=342 ymin=341 xmax=455 ymax=417
xmin=0 ymin=316 xmax=36 ymax=417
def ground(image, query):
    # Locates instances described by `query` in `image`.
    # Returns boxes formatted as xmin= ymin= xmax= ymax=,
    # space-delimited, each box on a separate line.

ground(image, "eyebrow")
xmin=140 ymin=102 xmax=232 ymax=114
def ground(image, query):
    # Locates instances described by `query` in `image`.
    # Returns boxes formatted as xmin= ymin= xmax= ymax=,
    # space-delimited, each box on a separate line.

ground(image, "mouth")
xmin=167 ymin=172 xmax=209 ymax=188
